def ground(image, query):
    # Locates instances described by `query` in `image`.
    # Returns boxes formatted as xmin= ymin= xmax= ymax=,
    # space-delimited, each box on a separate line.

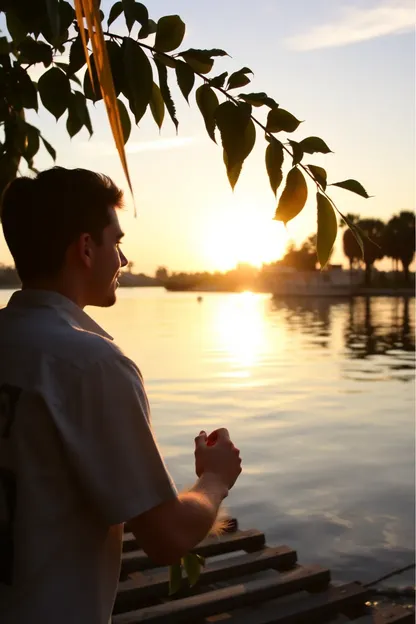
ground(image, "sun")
xmin=203 ymin=205 xmax=289 ymax=271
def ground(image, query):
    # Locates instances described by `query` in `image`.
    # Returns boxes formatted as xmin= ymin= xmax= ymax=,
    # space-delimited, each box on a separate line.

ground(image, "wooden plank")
xmin=121 ymin=530 xmax=266 ymax=574
xmin=112 ymin=564 xmax=331 ymax=623
xmin=124 ymin=517 xmax=238 ymax=538
xmin=203 ymin=582 xmax=369 ymax=624
xmin=114 ymin=546 xmax=298 ymax=613
xmin=372 ymin=605 xmax=415 ymax=624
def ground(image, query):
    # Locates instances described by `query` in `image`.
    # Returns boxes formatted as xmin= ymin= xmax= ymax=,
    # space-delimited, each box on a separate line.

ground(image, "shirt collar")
xmin=7 ymin=289 xmax=113 ymax=341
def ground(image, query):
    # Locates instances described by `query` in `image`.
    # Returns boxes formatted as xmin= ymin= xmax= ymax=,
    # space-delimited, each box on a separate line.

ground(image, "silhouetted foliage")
xmin=340 ymin=214 xmax=362 ymax=272
xmin=357 ymin=219 xmax=385 ymax=286
xmin=383 ymin=212 xmax=415 ymax=283
xmin=0 ymin=0 xmax=370 ymax=260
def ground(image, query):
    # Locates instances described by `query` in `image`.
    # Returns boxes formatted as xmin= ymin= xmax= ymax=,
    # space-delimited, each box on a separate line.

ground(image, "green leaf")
xmin=215 ymin=101 xmax=251 ymax=171
xmin=108 ymin=1 xmax=123 ymax=26
xmin=175 ymin=60 xmax=195 ymax=103
xmin=122 ymin=37 xmax=153 ymax=124
xmin=6 ymin=10 xmax=27 ymax=46
xmin=18 ymin=37 xmax=53 ymax=67
xmin=0 ymin=37 xmax=10 ymax=55
xmin=192 ymin=49 xmax=228 ymax=57
xmin=155 ymin=60 xmax=178 ymax=130
xmin=307 ymin=164 xmax=327 ymax=190
xmin=265 ymin=138 xmax=284 ymax=196
xmin=149 ymin=82 xmax=164 ymax=129
xmin=216 ymin=102 xmax=254 ymax=189
xmin=196 ymin=84 xmax=219 ymax=143
xmin=107 ymin=40 xmax=124 ymax=96
xmin=238 ymin=92 xmax=278 ymax=108
xmin=38 ymin=67 xmax=71 ymax=120
xmin=66 ymin=98 xmax=84 ymax=138
xmin=153 ymin=53 xmax=177 ymax=69
xmin=179 ymin=49 xmax=214 ymax=74
xmin=59 ymin=1 xmax=75 ymax=35
xmin=223 ymin=118 xmax=255 ymax=189
xmin=182 ymin=554 xmax=202 ymax=588
xmin=227 ymin=67 xmax=253 ymax=90
xmin=83 ymin=54 xmax=101 ymax=102
xmin=330 ymin=179 xmax=370 ymax=199
xmin=14 ymin=66 xmax=38 ymax=111
xmin=274 ymin=167 xmax=308 ymax=224
xmin=288 ymin=140 xmax=303 ymax=166
xmin=40 ymin=135 xmax=56 ymax=161
xmin=210 ymin=72 xmax=228 ymax=88
xmin=69 ymin=35 xmax=86 ymax=75
xmin=317 ymin=192 xmax=337 ymax=268
xmin=46 ymin=0 xmax=60 ymax=45
xmin=155 ymin=15 xmax=185 ymax=53
xmin=138 ymin=18 xmax=157 ymax=39
xmin=134 ymin=3 xmax=149 ymax=26
xmin=116 ymin=98 xmax=131 ymax=143
xmin=22 ymin=123 xmax=40 ymax=162
xmin=66 ymin=91 xmax=92 ymax=138
xmin=299 ymin=136 xmax=332 ymax=155
xmin=122 ymin=0 xmax=136 ymax=32
xmin=169 ymin=563 xmax=182 ymax=596
xmin=121 ymin=0 xmax=148 ymax=31
xmin=266 ymin=108 xmax=301 ymax=133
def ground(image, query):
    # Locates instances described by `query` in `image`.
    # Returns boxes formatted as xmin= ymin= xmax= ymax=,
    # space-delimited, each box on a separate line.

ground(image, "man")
xmin=0 ymin=167 xmax=242 ymax=623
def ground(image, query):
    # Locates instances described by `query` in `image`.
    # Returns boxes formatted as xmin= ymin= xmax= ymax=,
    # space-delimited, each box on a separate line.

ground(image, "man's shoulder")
xmin=0 ymin=304 xmax=127 ymax=372
xmin=62 ymin=325 xmax=123 ymax=367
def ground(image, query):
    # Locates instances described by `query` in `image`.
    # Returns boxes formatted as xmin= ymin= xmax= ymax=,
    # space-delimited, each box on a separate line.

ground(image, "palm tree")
xmin=340 ymin=214 xmax=361 ymax=272
xmin=384 ymin=212 xmax=415 ymax=283
xmin=358 ymin=219 xmax=385 ymax=286
xmin=383 ymin=218 xmax=401 ymax=274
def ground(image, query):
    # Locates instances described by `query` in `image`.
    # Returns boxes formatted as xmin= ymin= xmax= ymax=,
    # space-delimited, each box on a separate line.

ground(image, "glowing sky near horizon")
xmin=0 ymin=0 xmax=414 ymax=275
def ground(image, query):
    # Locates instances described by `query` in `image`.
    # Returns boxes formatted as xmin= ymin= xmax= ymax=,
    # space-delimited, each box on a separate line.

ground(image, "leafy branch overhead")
xmin=0 ymin=0 xmax=371 ymax=268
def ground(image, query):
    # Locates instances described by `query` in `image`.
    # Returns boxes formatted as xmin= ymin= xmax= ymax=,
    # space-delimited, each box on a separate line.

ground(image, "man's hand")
xmin=194 ymin=428 xmax=242 ymax=490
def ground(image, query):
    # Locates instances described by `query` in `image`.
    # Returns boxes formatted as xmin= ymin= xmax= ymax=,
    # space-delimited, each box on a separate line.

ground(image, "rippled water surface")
xmin=2 ymin=288 xmax=415 ymax=584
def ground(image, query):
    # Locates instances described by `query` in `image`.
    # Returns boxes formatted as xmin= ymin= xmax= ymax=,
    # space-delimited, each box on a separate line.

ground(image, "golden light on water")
xmin=212 ymin=292 xmax=268 ymax=372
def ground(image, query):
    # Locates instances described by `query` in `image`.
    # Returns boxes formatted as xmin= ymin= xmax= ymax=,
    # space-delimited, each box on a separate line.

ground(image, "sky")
xmin=1 ymin=0 xmax=415 ymax=275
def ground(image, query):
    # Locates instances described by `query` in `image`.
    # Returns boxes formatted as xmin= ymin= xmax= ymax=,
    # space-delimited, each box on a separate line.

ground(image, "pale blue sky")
xmin=1 ymin=0 xmax=414 ymax=273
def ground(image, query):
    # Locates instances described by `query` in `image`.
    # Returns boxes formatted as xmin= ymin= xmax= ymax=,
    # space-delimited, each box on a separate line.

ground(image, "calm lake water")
xmin=1 ymin=288 xmax=415 ymax=585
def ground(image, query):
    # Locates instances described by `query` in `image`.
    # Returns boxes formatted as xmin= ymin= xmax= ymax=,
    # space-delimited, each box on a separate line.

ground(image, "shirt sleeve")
xmin=57 ymin=352 xmax=177 ymax=525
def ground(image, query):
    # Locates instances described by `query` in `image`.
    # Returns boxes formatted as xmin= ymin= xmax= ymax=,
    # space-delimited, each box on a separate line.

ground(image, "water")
xmin=1 ymin=288 xmax=415 ymax=585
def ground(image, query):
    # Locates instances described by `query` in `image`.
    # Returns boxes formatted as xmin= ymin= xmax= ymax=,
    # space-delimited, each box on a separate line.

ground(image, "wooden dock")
xmin=113 ymin=519 xmax=414 ymax=624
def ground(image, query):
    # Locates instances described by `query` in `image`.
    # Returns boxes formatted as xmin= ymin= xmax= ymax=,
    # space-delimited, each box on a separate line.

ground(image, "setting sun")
xmin=202 ymin=204 xmax=289 ymax=271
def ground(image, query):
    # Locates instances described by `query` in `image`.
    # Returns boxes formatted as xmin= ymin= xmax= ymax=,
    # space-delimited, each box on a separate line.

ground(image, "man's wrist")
xmin=198 ymin=472 xmax=229 ymax=501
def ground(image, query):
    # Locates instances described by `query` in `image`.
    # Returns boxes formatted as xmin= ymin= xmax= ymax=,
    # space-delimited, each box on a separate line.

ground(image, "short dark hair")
xmin=0 ymin=167 xmax=124 ymax=282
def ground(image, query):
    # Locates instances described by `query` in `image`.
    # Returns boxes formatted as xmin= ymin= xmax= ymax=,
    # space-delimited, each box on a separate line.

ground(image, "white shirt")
xmin=0 ymin=290 xmax=177 ymax=624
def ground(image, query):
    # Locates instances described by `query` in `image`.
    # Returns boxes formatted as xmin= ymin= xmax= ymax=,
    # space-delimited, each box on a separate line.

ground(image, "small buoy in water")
xmin=197 ymin=296 xmax=203 ymax=303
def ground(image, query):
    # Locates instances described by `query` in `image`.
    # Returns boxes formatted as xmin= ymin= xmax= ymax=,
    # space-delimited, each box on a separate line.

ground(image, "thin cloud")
xmin=286 ymin=0 xmax=415 ymax=51
xmin=79 ymin=136 xmax=194 ymax=156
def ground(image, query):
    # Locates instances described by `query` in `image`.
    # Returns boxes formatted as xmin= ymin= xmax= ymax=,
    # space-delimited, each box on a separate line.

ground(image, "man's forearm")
xmin=175 ymin=472 xmax=229 ymax=551
xmin=129 ymin=473 xmax=229 ymax=565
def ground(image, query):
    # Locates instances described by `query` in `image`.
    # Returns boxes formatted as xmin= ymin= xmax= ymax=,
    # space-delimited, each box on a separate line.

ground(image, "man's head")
xmin=0 ymin=167 xmax=128 ymax=308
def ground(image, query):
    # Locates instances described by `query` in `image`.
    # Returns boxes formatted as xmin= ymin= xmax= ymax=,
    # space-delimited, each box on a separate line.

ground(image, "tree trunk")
xmin=365 ymin=262 xmax=372 ymax=286
xmin=403 ymin=262 xmax=410 ymax=284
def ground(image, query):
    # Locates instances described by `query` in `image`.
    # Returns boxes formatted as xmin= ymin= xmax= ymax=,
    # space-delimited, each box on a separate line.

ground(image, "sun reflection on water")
xmin=210 ymin=292 xmax=269 ymax=372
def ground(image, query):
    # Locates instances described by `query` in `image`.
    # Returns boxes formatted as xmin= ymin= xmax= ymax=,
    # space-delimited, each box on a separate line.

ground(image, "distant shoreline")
xmin=0 ymin=284 xmax=414 ymax=297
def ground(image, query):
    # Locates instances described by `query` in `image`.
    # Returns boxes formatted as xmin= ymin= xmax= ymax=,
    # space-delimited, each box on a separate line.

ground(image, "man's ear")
xmin=76 ymin=233 xmax=93 ymax=268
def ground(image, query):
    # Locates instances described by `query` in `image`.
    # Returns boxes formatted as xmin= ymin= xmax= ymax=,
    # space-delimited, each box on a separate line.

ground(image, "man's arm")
xmin=128 ymin=430 xmax=241 ymax=565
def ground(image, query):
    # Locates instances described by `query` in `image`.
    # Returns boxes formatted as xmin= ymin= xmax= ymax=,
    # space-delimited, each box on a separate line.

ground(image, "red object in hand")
xmin=207 ymin=431 xmax=218 ymax=446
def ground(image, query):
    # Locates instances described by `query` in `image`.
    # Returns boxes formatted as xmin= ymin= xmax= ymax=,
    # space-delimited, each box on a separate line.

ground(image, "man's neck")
xmin=22 ymin=280 xmax=85 ymax=309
